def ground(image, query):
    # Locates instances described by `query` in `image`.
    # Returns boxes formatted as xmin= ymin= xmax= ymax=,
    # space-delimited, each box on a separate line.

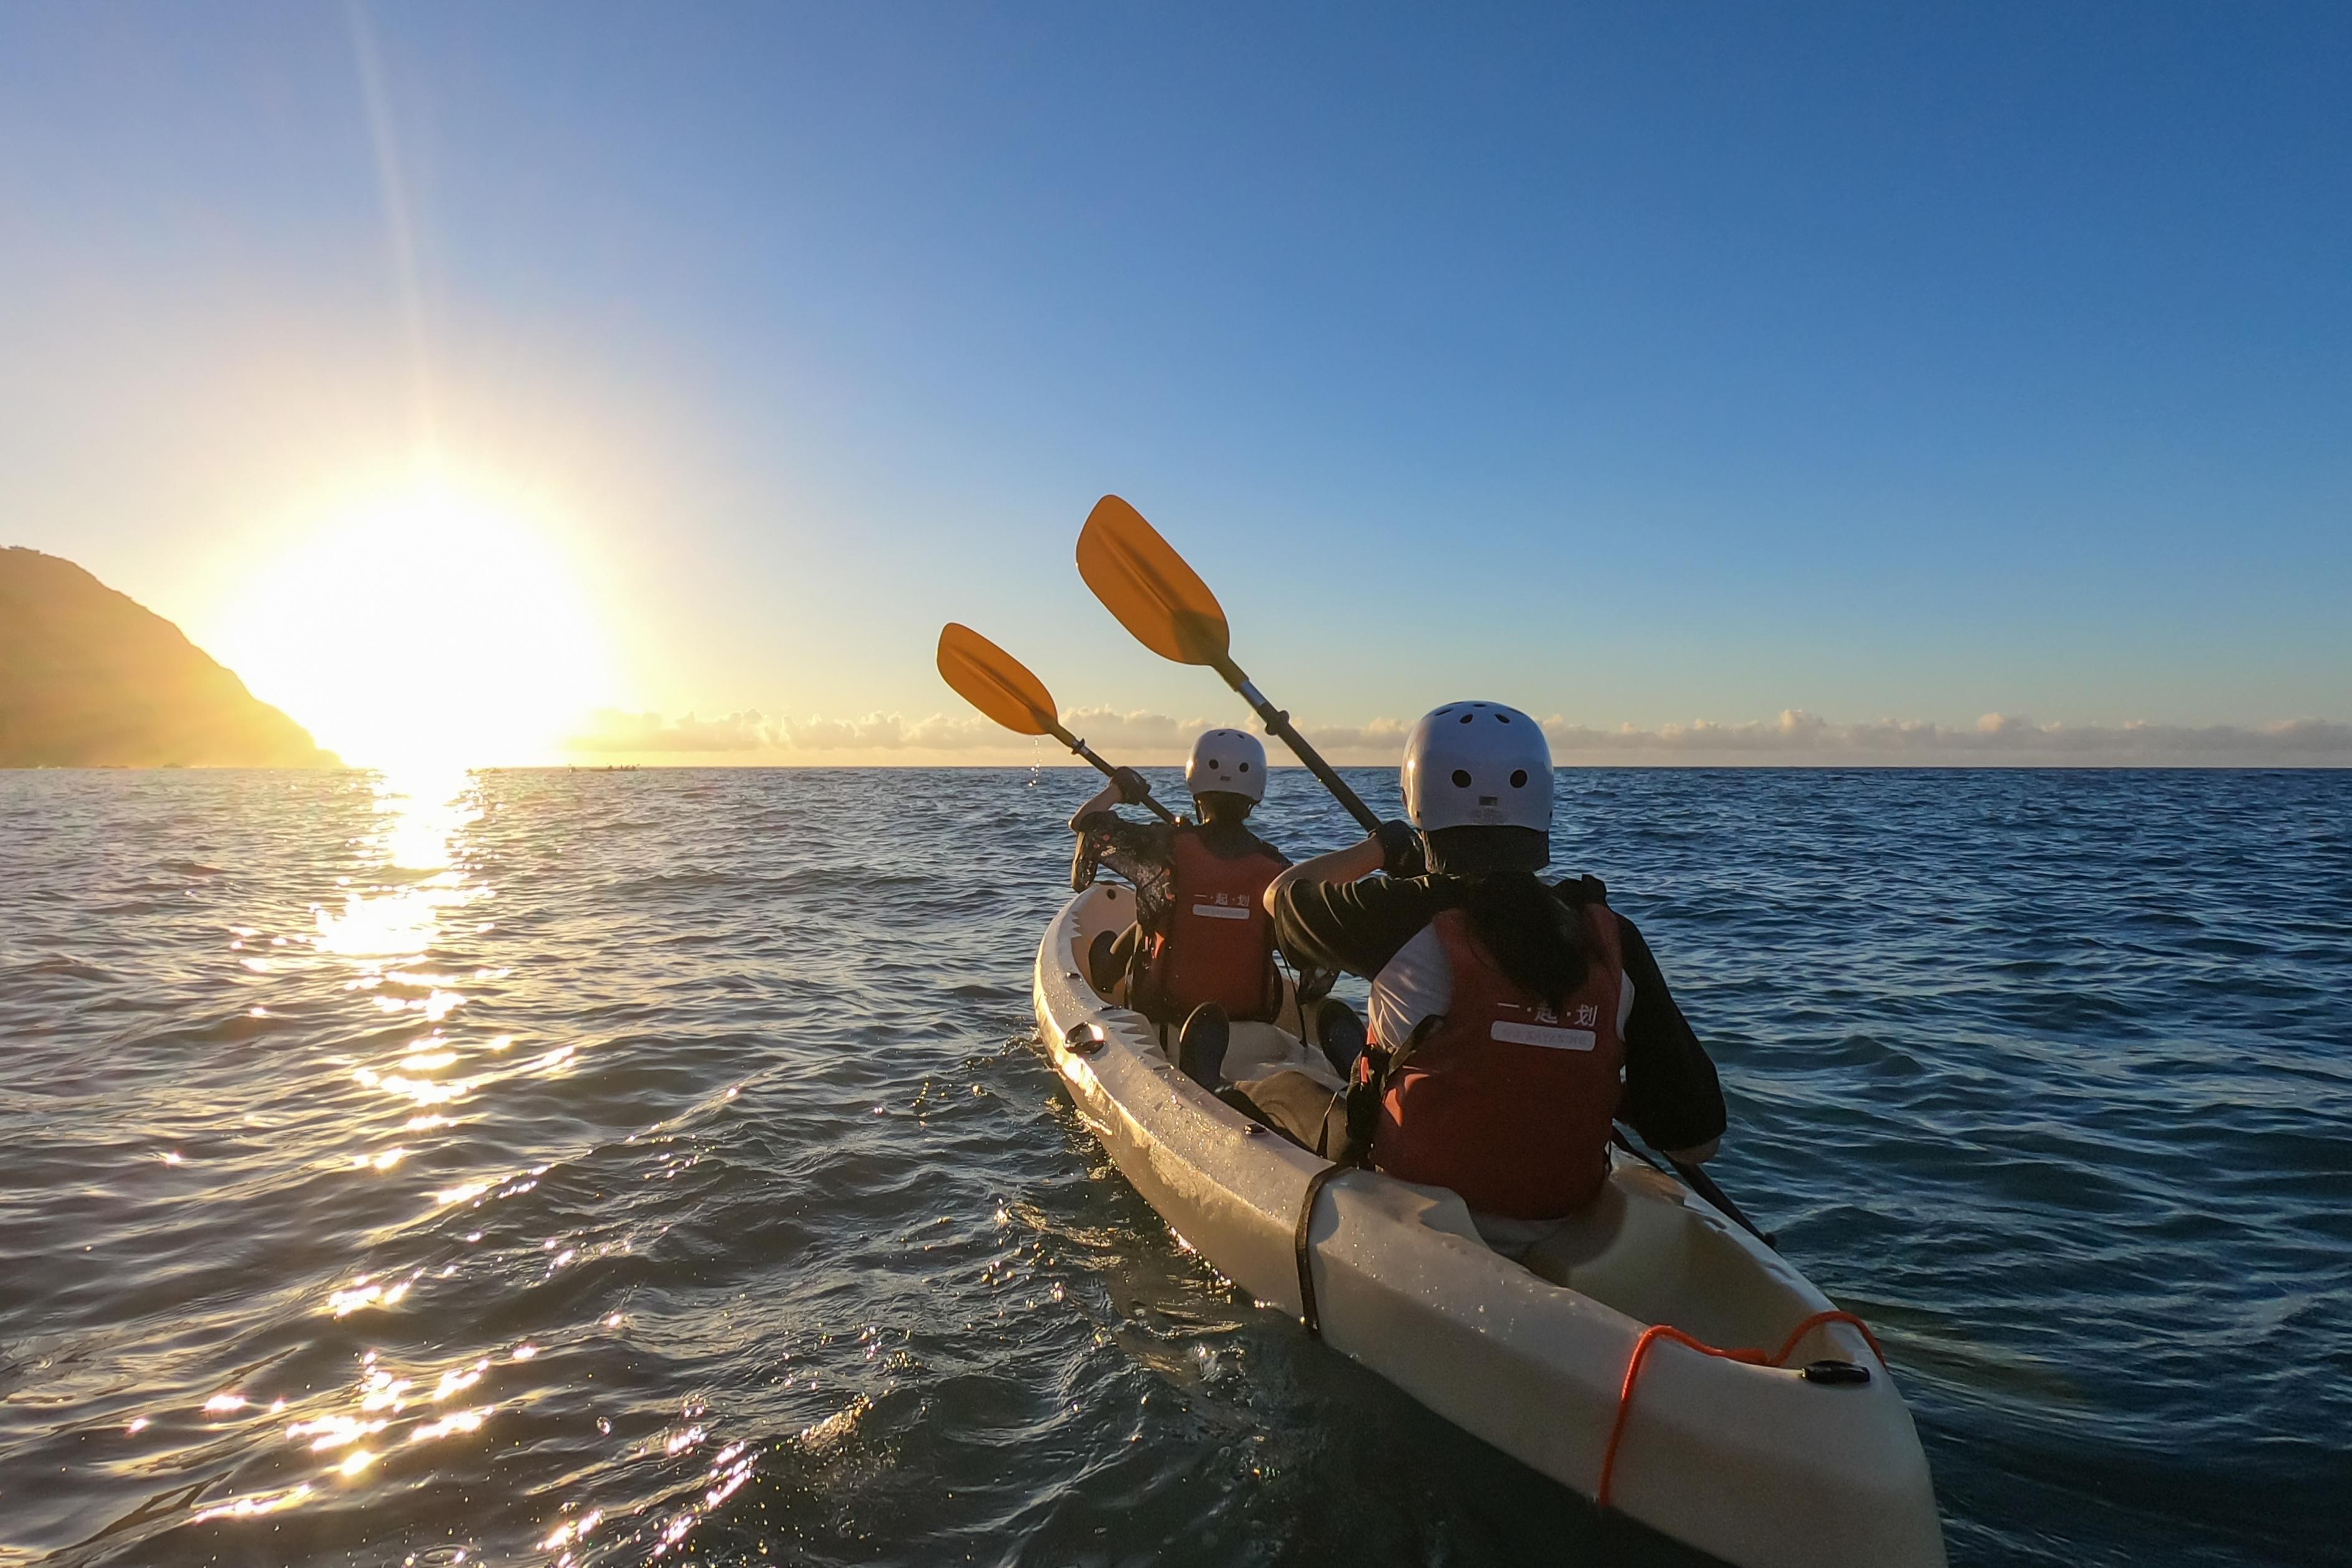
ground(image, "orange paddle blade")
xmin=1075 ymin=495 xmax=1231 ymax=666
xmin=937 ymin=623 xmax=1060 ymax=737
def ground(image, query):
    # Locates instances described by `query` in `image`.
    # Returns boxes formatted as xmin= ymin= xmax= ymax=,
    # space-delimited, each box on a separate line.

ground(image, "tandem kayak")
xmin=1034 ymin=882 xmax=1945 ymax=1568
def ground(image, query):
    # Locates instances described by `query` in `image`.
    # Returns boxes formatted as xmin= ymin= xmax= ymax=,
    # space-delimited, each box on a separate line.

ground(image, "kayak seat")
xmin=1511 ymin=1182 xmax=1631 ymax=1277
xmin=1089 ymin=927 xmax=1127 ymax=996
xmin=1514 ymin=1174 xmax=1793 ymax=1349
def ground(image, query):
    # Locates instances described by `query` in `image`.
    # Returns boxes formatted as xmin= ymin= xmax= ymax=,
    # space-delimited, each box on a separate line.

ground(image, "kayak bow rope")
xmin=1598 ymin=1310 xmax=1887 ymax=1510
xmin=1075 ymin=496 xmax=1382 ymax=833
xmin=936 ymin=622 xmax=1178 ymax=824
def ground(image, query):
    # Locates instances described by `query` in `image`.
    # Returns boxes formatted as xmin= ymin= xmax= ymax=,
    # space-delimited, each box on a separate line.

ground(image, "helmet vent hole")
xmin=1458 ymin=714 xmax=1473 ymax=724
xmin=1510 ymin=769 xmax=1528 ymax=788
xmin=1451 ymin=769 xmax=1472 ymax=788
xmin=1496 ymin=713 xmax=1511 ymax=723
xmin=1238 ymin=762 xmax=1249 ymax=772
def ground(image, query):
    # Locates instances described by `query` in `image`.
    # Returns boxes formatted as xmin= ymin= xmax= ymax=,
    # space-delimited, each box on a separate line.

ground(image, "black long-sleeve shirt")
xmin=1270 ymin=873 xmax=1727 ymax=1153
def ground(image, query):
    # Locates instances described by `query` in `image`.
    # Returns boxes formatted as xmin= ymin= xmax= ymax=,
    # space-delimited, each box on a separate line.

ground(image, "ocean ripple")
xmin=0 ymin=765 xmax=2344 ymax=1567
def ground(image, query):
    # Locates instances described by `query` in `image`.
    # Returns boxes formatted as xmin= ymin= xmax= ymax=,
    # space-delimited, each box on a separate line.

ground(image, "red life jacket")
xmin=1143 ymin=826 xmax=1286 ymax=1023
xmin=1368 ymin=900 xmax=1627 ymax=1219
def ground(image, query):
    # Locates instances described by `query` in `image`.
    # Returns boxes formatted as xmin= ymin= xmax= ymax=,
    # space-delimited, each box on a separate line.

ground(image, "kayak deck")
xmin=1036 ymin=882 xmax=1945 ymax=1568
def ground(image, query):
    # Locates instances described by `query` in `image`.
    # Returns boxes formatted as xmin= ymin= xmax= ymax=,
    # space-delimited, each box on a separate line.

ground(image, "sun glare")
xmin=219 ymin=483 xmax=615 ymax=769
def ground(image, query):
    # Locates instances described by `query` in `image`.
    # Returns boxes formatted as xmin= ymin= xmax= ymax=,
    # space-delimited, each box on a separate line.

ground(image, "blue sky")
xmin=2 ymin=3 xmax=2346 ymax=762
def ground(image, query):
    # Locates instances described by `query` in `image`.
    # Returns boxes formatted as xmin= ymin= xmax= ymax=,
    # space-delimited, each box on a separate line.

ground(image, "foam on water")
xmin=0 ymin=767 xmax=2344 ymax=1566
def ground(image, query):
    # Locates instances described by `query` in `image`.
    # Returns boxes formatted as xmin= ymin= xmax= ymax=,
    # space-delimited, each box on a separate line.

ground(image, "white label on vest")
xmin=1490 ymin=1021 xmax=1598 ymax=1051
xmin=1190 ymin=902 xmax=1252 ymax=920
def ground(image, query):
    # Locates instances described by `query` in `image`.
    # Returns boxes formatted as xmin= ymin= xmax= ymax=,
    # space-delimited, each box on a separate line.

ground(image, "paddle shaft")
xmin=1614 ymin=1128 xmax=1777 ymax=1250
xmin=1209 ymin=655 xmax=1382 ymax=833
xmin=1668 ymin=1158 xmax=1776 ymax=1249
xmin=1052 ymin=723 xmax=1179 ymax=824
xmin=934 ymin=622 xmax=1179 ymax=824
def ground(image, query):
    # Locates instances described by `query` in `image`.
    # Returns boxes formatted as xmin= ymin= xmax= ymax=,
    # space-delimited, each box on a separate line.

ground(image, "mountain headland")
xmin=0 ymin=546 xmax=336 ymax=767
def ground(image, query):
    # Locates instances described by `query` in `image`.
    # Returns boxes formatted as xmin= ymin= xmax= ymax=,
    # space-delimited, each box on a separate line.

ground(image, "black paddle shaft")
xmin=1668 ymin=1157 xmax=1778 ymax=1250
xmin=1211 ymin=657 xmax=1381 ymax=833
xmin=1614 ymin=1127 xmax=1778 ymax=1251
xmin=1057 ymin=729 xmax=1178 ymax=824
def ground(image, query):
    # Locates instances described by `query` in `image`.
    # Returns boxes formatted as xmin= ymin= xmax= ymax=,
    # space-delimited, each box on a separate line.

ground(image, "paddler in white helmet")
xmin=1232 ymin=702 xmax=1726 ymax=1237
xmin=1070 ymin=727 xmax=1345 ymax=1090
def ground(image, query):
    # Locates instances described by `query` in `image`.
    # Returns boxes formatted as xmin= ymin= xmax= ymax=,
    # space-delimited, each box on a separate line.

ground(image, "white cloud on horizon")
xmin=1526 ymin=709 xmax=2352 ymax=763
xmin=768 ymin=711 xmax=995 ymax=751
xmin=565 ymin=704 xmax=2352 ymax=765
xmin=569 ymin=709 xmax=768 ymax=753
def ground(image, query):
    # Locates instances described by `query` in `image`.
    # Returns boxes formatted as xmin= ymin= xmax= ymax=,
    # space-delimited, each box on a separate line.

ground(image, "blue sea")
xmin=1 ymin=767 xmax=2345 ymax=1567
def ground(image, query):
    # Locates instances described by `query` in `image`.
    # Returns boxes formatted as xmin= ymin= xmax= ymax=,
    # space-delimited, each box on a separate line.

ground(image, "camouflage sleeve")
xmin=1074 ymin=811 xmax=1177 ymax=930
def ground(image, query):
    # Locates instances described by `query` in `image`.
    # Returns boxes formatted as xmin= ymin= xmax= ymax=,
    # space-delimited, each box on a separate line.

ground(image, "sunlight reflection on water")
xmin=314 ymin=767 xmax=483 ymax=961
xmin=258 ymin=770 xmax=525 ymax=1524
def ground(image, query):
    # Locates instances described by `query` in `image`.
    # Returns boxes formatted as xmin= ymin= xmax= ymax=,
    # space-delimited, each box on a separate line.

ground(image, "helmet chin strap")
xmin=1424 ymin=825 xmax=1550 ymax=877
xmin=1194 ymin=791 xmax=1255 ymax=826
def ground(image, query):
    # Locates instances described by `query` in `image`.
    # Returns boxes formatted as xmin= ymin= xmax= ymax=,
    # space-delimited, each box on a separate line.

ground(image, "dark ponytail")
xmin=1462 ymin=872 xmax=1591 ymax=1009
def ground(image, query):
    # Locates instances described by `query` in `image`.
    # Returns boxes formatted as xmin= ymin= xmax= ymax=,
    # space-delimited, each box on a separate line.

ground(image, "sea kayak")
xmin=1034 ymin=882 xmax=1945 ymax=1568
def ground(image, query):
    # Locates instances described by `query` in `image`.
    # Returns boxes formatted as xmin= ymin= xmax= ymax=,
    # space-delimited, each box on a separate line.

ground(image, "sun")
xmin=216 ymin=481 xmax=616 ymax=770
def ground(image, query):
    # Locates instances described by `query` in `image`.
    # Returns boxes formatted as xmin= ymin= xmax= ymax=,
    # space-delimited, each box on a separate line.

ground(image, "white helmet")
xmin=1185 ymin=727 xmax=1267 ymax=803
xmin=1401 ymin=701 xmax=1552 ymax=832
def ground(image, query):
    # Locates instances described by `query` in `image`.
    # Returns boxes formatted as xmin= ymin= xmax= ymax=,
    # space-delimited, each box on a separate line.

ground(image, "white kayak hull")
xmin=1035 ymin=883 xmax=1945 ymax=1568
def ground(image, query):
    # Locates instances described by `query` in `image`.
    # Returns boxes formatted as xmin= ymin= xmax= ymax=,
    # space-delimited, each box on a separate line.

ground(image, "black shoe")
xmin=1087 ymin=930 xmax=1122 ymax=995
xmin=1177 ymin=1003 xmax=1230 ymax=1089
xmin=1313 ymin=998 xmax=1367 ymax=1077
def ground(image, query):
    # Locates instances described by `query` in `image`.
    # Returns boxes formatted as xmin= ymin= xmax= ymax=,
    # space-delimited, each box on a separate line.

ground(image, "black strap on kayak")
xmin=1294 ymin=1161 xmax=1349 ymax=1338
xmin=1296 ymin=1015 xmax=1445 ymax=1338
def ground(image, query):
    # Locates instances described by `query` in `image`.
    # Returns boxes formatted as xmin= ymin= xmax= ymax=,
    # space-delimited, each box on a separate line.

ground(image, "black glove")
xmin=1374 ymin=818 xmax=1426 ymax=878
xmin=1109 ymin=767 xmax=1152 ymax=806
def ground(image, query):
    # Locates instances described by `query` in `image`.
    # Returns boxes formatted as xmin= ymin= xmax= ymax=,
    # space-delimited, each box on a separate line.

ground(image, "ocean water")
xmin=0 ymin=765 xmax=2345 ymax=1568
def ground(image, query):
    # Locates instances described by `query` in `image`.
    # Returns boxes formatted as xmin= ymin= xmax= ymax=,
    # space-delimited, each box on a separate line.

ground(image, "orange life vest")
xmin=1369 ymin=900 xmax=1627 ymax=1219
xmin=1143 ymin=826 xmax=1286 ymax=1024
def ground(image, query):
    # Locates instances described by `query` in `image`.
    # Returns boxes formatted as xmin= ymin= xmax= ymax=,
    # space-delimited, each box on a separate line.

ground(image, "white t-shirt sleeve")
xmin=1368 ymin=923 xmax=1452 ymax=1048
xmin=1371 ymin=922 xmax=1634 ymax=1047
